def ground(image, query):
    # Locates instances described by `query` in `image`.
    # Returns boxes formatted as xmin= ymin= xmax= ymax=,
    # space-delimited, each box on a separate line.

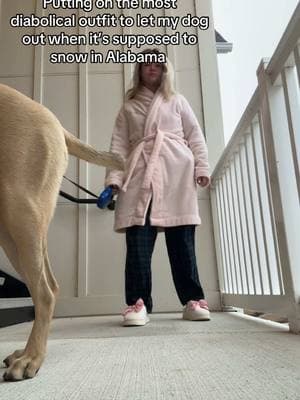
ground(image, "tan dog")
xmin=0 ymin=84 xmax=124 ymax=381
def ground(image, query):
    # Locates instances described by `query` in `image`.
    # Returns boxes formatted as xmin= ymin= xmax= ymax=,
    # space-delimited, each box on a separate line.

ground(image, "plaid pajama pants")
xmin=125 ymin=207 xmax=205 ymax=313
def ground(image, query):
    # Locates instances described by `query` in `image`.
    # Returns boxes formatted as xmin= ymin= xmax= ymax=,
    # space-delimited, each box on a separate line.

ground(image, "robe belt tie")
xmin=122 ymin=130 xmax=187 ymax=192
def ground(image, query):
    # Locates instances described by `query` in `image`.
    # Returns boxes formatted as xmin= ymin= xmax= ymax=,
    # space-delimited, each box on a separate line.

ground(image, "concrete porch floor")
xmin=0 ymin=312 xmax=299 ymax=400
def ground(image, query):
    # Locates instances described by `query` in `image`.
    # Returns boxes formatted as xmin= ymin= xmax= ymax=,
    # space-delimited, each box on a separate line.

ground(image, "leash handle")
xmin=97 ymin=186 xmax=114 ymax=209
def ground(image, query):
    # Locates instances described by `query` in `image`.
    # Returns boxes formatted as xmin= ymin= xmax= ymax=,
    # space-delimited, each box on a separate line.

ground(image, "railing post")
xmin=257 ymin=60 xmax=300 ymax=333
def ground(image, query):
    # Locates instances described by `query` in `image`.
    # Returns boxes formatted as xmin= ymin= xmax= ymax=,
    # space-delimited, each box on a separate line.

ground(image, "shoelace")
xmin=123 ymin=299 xmax=144 ymax=316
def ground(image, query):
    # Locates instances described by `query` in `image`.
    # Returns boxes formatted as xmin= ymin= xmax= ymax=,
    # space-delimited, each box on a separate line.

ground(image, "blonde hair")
xmin=125 ymin=48 xmax=176 ymax=101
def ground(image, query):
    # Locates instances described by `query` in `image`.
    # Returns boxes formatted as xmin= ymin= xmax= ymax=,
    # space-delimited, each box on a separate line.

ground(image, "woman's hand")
xmin=196 ymin=176 xmax=210 ymax=188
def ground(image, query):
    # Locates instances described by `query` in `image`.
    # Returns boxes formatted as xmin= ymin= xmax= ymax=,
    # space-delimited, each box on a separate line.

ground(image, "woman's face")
xmin=140 ymin=63 xmax=163 ymax=92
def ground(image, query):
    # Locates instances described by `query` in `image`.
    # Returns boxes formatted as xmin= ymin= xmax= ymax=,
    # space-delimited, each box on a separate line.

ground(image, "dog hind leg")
xmin=2 ymin=241 xmax=57 ymax=369
xmin=3 ymin=227 xmax=56 ymax=381
xmin=0 ymin=228 xmax=26 ymax=367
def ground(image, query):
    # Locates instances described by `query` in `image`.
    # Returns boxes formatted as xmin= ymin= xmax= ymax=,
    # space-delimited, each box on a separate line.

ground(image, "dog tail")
xmin=64 ymin=129 xmax=124 ymax=171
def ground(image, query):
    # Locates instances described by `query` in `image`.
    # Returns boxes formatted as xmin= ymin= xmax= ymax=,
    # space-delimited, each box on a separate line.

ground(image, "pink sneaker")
xmin=122 ymin=298 xmax=149 ymax=326
xmin=183 ymin=299 xmax=210 ymax=321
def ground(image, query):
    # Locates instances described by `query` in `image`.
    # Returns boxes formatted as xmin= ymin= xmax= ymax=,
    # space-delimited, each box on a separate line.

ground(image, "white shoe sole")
xmin=123 ymin=317 xmax=150 ymax=327
xmin=183 ymin=315 xmax=210 ymax=321
xmin=183 ymin=311 xmax=210 ymax=321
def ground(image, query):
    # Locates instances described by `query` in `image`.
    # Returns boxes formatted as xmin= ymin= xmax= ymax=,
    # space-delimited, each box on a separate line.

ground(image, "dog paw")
xmin=3 ymin=349 xmax=24 ymax=367
xmin=3 ymin=355 xmax=42 ymax=381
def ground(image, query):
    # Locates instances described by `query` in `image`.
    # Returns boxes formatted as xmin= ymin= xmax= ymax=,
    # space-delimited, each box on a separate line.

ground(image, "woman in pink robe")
xmin=105 ymin=49 xmax=211 ymax=325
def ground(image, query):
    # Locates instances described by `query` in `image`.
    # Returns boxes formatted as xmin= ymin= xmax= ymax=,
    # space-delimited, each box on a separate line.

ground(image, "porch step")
xmin=0 ymin=298 xmax=34 ymax=328
xmin=0 ymin=297 xmax=33 ymax=309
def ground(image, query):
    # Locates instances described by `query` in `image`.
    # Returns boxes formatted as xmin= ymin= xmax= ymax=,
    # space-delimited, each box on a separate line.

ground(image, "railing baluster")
xmin=293 ymin=44 xmax=300 ymax=87
xmin=225 ymin=167 xmax=239 ymax=293
xmin=216 ymin=182 xmax=230 ymax=293
xmin=281 ymin=66 xmax=300 ymax=203
xmin=257 ymin=112 xmax=284 ymax=295
xmin=244 ymin=134 xmax=263 ymax=294
xmin=239 ymin=145 xmax=257 ymax=294
xmin=251 ymin=121 xmax=274 ymax=295
xmin=228 ymin=162 xmax=243 ymax=293
xmin=220 ymin=174 xmax=235 ymax=293
xmin=233 ymin=153 xmax=249 ymax=294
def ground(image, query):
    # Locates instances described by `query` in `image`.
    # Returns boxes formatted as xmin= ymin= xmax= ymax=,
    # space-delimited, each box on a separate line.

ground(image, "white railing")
xmin=210 ymin=4 xmax=300 ymax=333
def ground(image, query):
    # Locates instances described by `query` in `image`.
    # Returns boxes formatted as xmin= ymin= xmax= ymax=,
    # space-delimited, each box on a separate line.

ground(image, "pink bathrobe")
xmin=105 ymin=86 xmax=210 ymax=232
